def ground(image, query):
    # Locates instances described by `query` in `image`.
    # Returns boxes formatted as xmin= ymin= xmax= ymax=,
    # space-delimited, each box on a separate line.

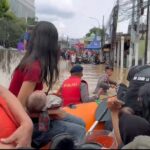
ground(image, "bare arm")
xmin=0 ymin=143 xmax=15 ymax=149
xmin=24 ymin=39 xmax=28 ymax=50
xmin=0 ymin=85 xmax=33 ymax=148
xmin=55 ymin=86 xmax=62 ymax=97
xmin=107 ymin=98 xmax=124 ymax=146
xmin=17 ymin=81 xmax=36 ymax=108
xmin=0 ymin=85 xmax=33 ymax=125
xmin=109 ymin=79 xmax=117 ymax=86
xmin=111 ymin=111 xmax=122 ymax=146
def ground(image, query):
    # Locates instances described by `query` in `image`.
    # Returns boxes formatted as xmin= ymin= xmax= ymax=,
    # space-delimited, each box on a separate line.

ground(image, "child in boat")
xmin=93 ymin=65 xmax=117 ymax=96
xmin=27 ymin=90 xmax=86 ymax=147
xmin=27 ymin=91 xmax=62 ymax=113
xmin=27 ymin=91 xmax=63 ymax=132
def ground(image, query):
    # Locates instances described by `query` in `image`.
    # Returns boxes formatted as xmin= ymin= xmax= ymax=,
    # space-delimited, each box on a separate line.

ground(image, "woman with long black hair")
xmin=9 ymin=21 xmax=86 ymax=148
xmin=107 ymin=82 xmax=150 ymax=148
xmin=138 ymin=83 xmax=150 ymax=123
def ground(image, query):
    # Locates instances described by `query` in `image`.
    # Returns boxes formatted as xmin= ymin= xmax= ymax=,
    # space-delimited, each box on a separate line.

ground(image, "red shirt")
xmin=0 ymin=96 xmax=18 ymax=138
xmin=9 ymin=61 xmax=43 ymax=96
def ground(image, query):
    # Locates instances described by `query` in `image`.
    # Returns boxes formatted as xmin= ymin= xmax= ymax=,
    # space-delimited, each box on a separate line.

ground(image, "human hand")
xmin=0 ymin=123 xmax=33 ymax=148
xmin=107 ymin=97 xmax=125 ymax=112
xmin=0 ymin=143 xmax=15 ymax=149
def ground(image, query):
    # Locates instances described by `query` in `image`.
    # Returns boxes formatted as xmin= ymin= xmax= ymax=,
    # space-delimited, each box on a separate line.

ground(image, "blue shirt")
xmin=24 ymin=32 xmax=31 ymax=41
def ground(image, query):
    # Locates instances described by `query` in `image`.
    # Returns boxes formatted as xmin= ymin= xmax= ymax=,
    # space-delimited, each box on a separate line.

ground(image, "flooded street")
xmin=50 ymin=60 xmax=129 ymax=95
xmin=0 ymin=0 xmax=150 ymax=148
xmin=0 ymin=51 xmax=129 ymax=94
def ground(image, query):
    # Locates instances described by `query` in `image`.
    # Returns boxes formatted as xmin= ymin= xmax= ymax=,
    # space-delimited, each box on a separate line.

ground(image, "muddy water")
xmin=0 ymin=49 xmax=128 ymax=94
xmin=49 ymin=60 xmax=129 ymax=95
xmin=0 ymin=49 xmax=23 ymax=88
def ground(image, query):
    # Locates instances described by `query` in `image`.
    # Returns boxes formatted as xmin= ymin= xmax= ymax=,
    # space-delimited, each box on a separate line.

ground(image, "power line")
xmin=118 ymin=0 xmax=148 ymax=22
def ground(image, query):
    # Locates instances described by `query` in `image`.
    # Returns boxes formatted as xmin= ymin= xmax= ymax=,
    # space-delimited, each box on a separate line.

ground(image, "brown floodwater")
xmin=46 ymin=60 xmax=129 ymax=95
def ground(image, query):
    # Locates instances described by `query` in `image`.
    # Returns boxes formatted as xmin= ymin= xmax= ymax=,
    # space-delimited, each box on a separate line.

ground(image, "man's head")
xmin=105 ymin=65 xmax=114 ymax=77
xmin=70 ymin=65 xmax=83 ymax=78
xmin=27 ymin=91 xmax=47 ymax=113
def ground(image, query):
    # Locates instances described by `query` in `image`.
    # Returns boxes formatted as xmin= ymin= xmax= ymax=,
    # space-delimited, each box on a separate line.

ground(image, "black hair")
xmin=119 ymin=113 xmax=150 ymax=145
xmin=119 ymin=107 xmax=134 ymax=117
xmin=105 ymin=65 xmax=114 ymax=71
xmin=16 ymin=21 xmax=59 ymax=92
xmin=139 ymin=83 xmax=150 ymax=123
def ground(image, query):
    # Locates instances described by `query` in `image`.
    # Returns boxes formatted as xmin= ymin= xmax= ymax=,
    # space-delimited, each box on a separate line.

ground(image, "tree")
xmin=86 ymin=27 xmax=103 ymax=37
xmin=27 ymin=17 xmax=38 ymax=25
xmin=0 ymin=0 xmax=15 ymax=20
xmin=0 ymin=0 xmax=9 ymax=18
xmin=0 ymin=0 xmax=27 ymax=48
xmin=0 ymin=17 xmax=27 ymax=47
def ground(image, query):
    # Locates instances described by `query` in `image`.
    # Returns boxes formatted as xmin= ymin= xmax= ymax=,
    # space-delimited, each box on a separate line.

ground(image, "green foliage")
xmin=0 ymin=19 xmax=26 ymax=47
xmin=0 ymin=0 xmax=16 ymax=21
xmin=86 ymin=27 xmax=103 ymax=37
xmin=0 ymin=0 xmax=28 ymax=48
xmin=3 ymin=11 xmax=16 ymax=20
xmin=27 ymin=17 xmax=37 ymax=25
xmin=0 ymin=0 xmax=10 ymax=18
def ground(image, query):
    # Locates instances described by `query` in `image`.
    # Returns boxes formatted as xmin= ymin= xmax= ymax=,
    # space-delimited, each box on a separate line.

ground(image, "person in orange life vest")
xmin=0 ymin=85 xmax=33 ymax=149
xmin=57 ymin=65 xmax=98 ymax=106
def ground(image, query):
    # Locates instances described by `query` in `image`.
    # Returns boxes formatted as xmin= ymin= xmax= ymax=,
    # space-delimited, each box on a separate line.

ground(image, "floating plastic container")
xmin=85 ymin=130 xmax=117 ymax=149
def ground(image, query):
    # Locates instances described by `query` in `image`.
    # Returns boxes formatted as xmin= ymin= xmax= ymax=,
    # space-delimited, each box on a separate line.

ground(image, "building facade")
xmin=9 ymin=0 xmax=35 ymax=19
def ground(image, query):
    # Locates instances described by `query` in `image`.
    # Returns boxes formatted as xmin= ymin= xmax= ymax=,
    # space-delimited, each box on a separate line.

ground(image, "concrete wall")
xmin=0 ymin=49 xmax=23 ymax=88
xmin=0 ymin=48 xmax=68 ymax=90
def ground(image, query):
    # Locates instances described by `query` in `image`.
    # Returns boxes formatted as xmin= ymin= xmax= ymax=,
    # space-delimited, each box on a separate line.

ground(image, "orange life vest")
xmin=0 ymin=96 xmax=18 ymax=138
xmin=62 ymin=76 xmax=84 ymax=106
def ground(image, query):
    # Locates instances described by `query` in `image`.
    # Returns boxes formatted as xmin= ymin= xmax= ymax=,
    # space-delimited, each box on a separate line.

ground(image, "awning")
xmin=86 ymin=36 xmax=101 ymax=50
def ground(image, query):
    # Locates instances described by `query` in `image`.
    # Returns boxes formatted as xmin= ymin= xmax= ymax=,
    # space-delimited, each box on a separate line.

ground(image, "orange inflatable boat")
xmin=63 ymin=92 xmax=117 ymax=131
xmin=63 ymin=102 xmax=105 ymax=131
xmin=42 ymin=102 xmax=105 ymax=149
xmin=41 ymin=95 xmax=116 ymax=149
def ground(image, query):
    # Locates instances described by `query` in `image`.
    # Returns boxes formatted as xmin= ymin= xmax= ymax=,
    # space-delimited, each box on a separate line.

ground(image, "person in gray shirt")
xmin=93 ymin=65 xmax=117 ymax=96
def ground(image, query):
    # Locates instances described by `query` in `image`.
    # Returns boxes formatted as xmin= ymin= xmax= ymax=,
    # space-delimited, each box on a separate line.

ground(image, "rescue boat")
xmin=42 ymin=92 xmax=117 ymax=149
xmin=64 ymin=93 xmax=116 ymax=131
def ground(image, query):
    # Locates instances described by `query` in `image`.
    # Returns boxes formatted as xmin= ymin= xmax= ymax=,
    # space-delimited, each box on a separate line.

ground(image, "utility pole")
xmin=129 ymin=0 xmax=136 ymax=67
xmin=110 ymin=0 xmax=119 ymax=65
xmin=134 ymin=0 xmax=140 ymax=66
xmin=101 ymin=15 xmax=105 ymax=62
xmin=145 ymin=0 xmax=150 ymax=64
xmin=121 ymin=36 xmax=125 ymax=69
xmin=102 ymin=15 xmax=105 ymax=48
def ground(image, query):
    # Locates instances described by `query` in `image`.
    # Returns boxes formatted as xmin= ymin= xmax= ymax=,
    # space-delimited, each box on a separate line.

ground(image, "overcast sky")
xmin=35 ymin=0 xmax=129 ymax=39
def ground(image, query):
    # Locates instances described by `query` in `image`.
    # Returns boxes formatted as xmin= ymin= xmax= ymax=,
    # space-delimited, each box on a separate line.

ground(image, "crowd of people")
xmin=61 ymin=49 xmax=101 ymax=65
xmin=1 ymin=21 xmax=150 ymax=149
